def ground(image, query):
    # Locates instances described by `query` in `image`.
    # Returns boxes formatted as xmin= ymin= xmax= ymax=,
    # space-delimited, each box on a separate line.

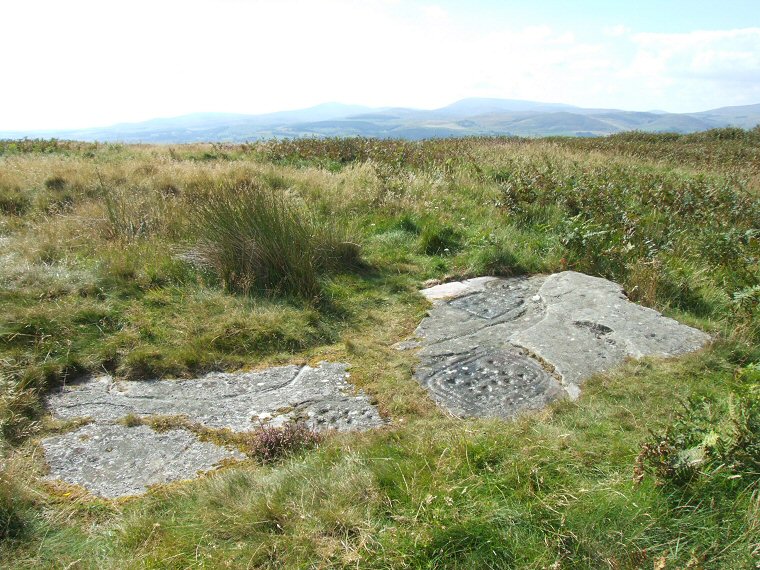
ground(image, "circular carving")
xmin=423 ymin=350 xmax=560 ymax=417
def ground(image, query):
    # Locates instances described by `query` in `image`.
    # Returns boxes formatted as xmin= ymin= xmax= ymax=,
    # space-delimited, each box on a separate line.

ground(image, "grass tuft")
xmin=0 ymin=466 xmax=32 ymax=541
xmin=419 ymin=223 xmax=461 ymax=256
xmin=195 ymin=180 xmax=361 ymax=299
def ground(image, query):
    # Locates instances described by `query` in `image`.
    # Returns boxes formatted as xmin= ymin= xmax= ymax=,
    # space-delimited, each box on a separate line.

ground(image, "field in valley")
xmin=0 ymin=131 xmax=758 ymax=568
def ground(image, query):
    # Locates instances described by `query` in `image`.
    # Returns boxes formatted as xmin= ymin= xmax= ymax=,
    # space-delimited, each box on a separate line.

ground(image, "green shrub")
xmin=240 ymin=422 xmax=323 ymax=463
xmin=195 ymin=180 xmax=360 ymax=299
xmin=393 ymin=213 xmax=421 ymax=234
xmin=469 ymin=244 xmax=525 ymax=276
xmin=634 ymin=365 xmax=760 ymax=490
xmin=733 ymin=285 xmax=760 ymax=338
xmin=494 ymin=156 xmax=760 ymax=329
xmin=44 ymin=176 xmax=67 ymax=191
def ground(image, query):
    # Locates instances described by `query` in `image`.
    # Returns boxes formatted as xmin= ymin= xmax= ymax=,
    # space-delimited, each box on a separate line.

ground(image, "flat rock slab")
xmin=47 ymin=362 xmax=382 ymax=432
xmin=42 ymin=362 xmax=382 ymax=498
xmin=41 ymin=424 xmax=244 ymax=499
xmin=412 ymin=271 xmax=710 ymax=418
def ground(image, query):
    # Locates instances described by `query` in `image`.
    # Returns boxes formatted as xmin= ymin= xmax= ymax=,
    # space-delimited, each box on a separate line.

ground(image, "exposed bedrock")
xmin=410 ymin=271 xmax=710 ymax=417
xmin=39 ymin=271 xmax=710 ymax=497
xmin=46 ymin=362 xmax=382 ymax=432
xmin=41 ymin=362 xmax=382 ymax=497
xmin=41 ymin=424 xmax=245 ymax=499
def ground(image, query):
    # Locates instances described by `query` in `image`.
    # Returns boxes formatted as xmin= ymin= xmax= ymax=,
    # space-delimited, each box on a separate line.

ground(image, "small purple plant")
xmin=244 ymin=422 xmax=323 ymax=463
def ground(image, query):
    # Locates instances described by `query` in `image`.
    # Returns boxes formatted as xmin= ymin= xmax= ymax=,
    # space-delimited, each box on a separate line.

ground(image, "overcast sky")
xmin=2 ymin=0 xmax=759 ymax=130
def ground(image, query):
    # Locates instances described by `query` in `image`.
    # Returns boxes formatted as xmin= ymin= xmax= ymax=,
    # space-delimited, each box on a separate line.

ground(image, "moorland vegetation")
xmin=0 ymin=130 xmax=758 ymax=568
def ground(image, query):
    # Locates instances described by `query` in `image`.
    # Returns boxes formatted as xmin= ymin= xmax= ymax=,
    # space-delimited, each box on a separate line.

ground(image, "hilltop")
xmin=1 ymin=132 xmax=758 ymax=568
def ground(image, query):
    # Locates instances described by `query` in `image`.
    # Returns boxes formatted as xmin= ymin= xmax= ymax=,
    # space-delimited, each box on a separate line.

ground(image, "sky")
xmin=2 ymin=0 xmax=759 ymax=130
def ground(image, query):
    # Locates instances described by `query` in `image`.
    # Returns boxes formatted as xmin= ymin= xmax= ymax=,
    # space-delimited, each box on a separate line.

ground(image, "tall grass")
xmin=0 ymin=475 xmax=29 ymax=542
xmin=194 ymin=180 xmax=360 ymax=299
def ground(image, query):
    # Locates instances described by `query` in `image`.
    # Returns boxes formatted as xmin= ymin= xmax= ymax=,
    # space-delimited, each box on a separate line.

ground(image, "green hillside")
xmin=1 ymin=132 xmax=758 ymax=568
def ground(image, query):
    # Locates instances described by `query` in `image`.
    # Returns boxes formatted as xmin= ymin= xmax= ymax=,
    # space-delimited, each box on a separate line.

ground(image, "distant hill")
xmin=2 ymin=98 xmax=759 ymax=142
xmin=691 ymin=103 xmax=760 ymax=130
xmin=433 ymin=97 xmax=577 ymax=117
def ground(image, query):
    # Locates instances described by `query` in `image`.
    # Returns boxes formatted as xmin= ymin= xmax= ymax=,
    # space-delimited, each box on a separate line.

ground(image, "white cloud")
xmin=1 ymin=1 xmax=758 ymax=129
xmin=631 ymin=28 xmax=760 ymax=77
xmin=421 ymin=4 xmax=449 ymax=22
xmin=604 ymin=24 xmax=629 ymax=38
xmin=624 ymin=28 xmax=760 ymax=110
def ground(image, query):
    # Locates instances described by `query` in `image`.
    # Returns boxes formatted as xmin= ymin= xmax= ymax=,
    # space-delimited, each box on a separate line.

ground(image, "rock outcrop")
xmin=410 ymin=271 xmax=710 ymax=417
xmin=40 ymin=271 xmax=710 ymax=497
xmin=41 ymin=362 xmax=382 ymax=497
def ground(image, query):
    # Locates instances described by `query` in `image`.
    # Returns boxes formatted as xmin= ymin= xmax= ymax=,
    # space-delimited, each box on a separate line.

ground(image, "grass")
xmin=194 ymin=178 xmax=360 ymax=299
xmin=0 ymin=131 xmax=758 ymax=568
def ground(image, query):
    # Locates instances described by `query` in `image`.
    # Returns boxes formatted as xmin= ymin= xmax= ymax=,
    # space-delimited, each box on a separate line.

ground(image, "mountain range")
xmin=3 ymin=98 xmax=760 ymax=142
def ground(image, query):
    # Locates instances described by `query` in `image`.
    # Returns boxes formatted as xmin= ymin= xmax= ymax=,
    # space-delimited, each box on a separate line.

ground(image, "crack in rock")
xmin=47 ymin=362 xmax=381 ymax=432
xmin=41 ymin=361 xmax=383 ymax=498
xmin=411 ymin=271 xmax=711 ymax=418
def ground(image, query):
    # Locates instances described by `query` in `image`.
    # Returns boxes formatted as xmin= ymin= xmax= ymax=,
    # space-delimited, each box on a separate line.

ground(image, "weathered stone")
xmin=392 ymin=339 xmax=421 ymax=351
xmin=510 ymin=272 xmax=709 ymax=397
xmin=414 ymin=271 xmax=710 ymax=417
xmin=416 ymin=348 xmax=564 ymax=417
xmin=41 ymin=423 xmax=244 ymax=498
xmin=41 ymin=362 xmax=383 ymax=497
xmin=419 ymin=276 xmax=500 ymax=301
xmin=47 ymin=362 xmax=383 ymax=432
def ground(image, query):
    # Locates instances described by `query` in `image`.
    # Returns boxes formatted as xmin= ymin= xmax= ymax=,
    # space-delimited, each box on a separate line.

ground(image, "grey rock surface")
xmin=41 ymin=362 xmax=383 ymax=497
xmin=47 ymin=362 xmax=382 ymax=432
xmin=419 ymin=277 xmax=500 ymax=301
xmin=41 ymin=424 xmax=244 ymax=499
xmin=412 ymin=271 xmax=710 ymax=417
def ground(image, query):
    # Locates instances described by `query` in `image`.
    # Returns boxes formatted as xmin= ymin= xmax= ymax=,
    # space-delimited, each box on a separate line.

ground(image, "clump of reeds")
xmin=195 ymin=180 xmax=360 ymax=299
